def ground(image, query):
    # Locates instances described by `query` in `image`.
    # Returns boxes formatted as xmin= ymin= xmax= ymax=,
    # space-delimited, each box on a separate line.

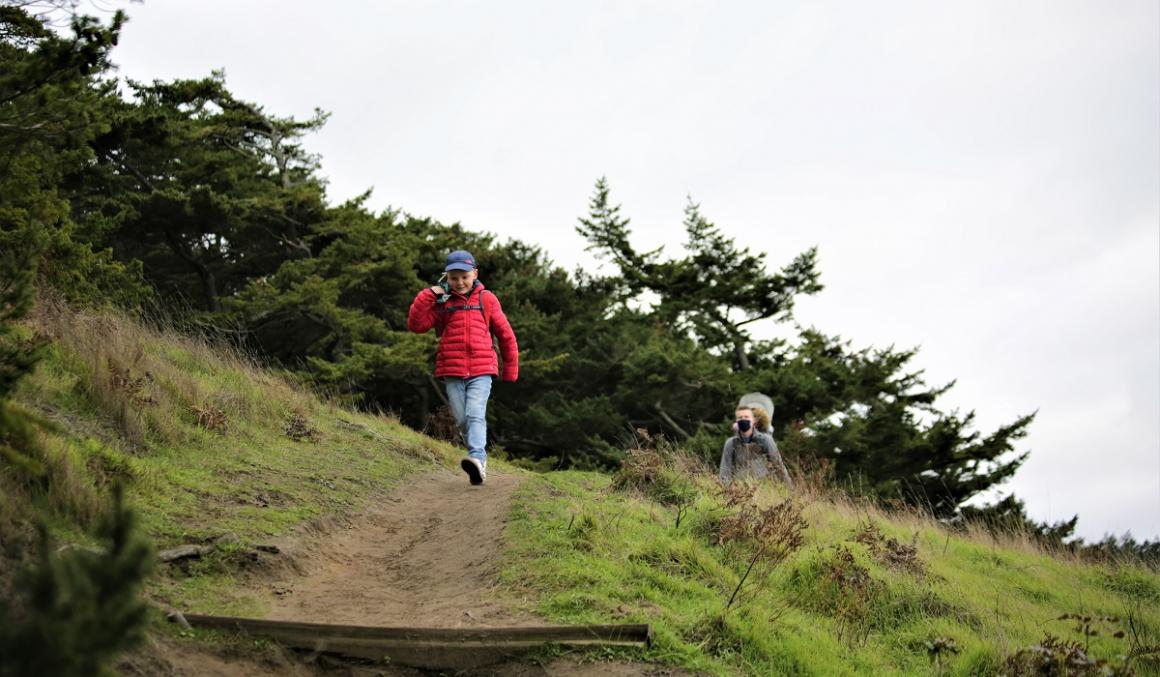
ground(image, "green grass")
xmin=4 ymin=304 xmax=463 ymax=616
xmin=501 ymin=467 xmax=1160 ymax=676
xmin=6 ymin=304 xmax=1159 ymax=675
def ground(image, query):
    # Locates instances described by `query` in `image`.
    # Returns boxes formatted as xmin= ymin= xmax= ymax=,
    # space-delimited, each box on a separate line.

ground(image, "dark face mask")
xmin=737 ymin=419 xmax=752 ymax=433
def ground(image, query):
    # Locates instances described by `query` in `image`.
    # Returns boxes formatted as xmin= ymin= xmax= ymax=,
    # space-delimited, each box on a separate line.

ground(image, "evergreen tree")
xmin=0 ymin=223 xmax=46 ymax=475
xmin=756 ymin=330 xmax=1034 ymax=516
xmin=577 ymin=178 xmax=823 ymax=370
xmin=576 ymin=178 xmax=1033 ymax=510
xmin=76 ymin=72 xmax=328 ymax=311
xmin=1 ymin=4 xmax=140 ymax=474
xmin=0 ymin=4 xmax=148 ymax=307
xmin=0 ymin=485 xmax=154 ymax=677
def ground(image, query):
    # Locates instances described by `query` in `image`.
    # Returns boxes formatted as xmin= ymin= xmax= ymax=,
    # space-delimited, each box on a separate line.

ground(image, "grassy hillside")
xmin=4 ymin=302 xmax=1159 ymax=676
xmin=3 ymin=300 xmax=462 ymax=618
xmin=500 ymin=443 xmax=1160 ymax=675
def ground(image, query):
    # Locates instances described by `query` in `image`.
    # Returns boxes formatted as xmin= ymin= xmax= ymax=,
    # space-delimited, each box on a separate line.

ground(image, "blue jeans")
xmin=444 ymin=376 xmax=492 ymax=464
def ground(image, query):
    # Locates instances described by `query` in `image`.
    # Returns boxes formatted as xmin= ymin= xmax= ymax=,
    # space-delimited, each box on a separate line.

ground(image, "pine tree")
xmin=763 ymin=330 xmax=1035 ymax=516
xmin=78 ymin=73 xmax=329 ymax=311
xmin=0 ymin=4 xmax=148 ymax=308
xmin=0 ymin=484 xmax=154 ymax=677
xmin=575 ymin=178 xmax=823 ymax=370
xmin=0 ymin=223 xmax=46 ymax=475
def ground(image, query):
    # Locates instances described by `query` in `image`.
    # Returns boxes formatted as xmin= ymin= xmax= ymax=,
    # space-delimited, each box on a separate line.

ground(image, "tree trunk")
xmin=734 ymin=340 xmax=750 ymax=371
xmin=654 ymin=401 xmax=692 ymax=440
xmin=163 ymin=230 xmax=221 ymax=312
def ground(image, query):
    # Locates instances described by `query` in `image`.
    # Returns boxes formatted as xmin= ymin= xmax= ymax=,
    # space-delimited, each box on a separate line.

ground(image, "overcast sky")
xmin=106 ymin=1 xmax=1159 ymax=541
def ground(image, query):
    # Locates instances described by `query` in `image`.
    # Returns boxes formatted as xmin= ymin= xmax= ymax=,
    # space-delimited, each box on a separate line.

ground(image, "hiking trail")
xmin=131 ymin=470 xmax=686 ymax=676
xmin=264 ymin=470 xmax=533 ymax=629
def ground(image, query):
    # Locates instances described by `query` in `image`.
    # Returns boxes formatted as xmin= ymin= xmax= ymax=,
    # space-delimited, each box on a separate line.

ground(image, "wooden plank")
xmin=157 ymin=544 xmax=214 ymax=563
xmin=174 ymin=613 xmax=651 ymax=670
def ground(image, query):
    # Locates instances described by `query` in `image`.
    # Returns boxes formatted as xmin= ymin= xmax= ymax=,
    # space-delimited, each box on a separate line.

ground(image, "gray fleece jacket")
xmin=719 ymin=431 xmax=793 ymax=487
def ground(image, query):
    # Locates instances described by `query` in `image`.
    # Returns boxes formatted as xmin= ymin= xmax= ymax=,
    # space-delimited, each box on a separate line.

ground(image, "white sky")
xmin=106 ymin=0 xmax=1159 ymax=541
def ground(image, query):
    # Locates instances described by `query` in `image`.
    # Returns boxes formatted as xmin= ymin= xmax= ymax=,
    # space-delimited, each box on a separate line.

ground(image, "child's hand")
xmin=429 ymin=285 xmax=444 ymax=294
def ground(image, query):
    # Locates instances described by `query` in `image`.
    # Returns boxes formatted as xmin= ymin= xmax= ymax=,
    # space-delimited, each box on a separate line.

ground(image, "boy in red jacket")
xmin=408 ymin=250 xmax=519 ymax=485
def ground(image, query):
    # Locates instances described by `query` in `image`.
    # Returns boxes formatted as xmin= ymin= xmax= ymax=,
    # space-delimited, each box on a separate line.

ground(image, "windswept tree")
xmin=577 ymin=178 xmax=1033 ymax=513
xmin=577 ymin=177 xmax=823 ymax=370
xmin=1 ymin=3 xmax=149 ymax=470
xmin=0 ymin=3 xmax=146 ymax=306
xmin=75 ymin=72 xmax=329 ymax=311
xmin=752 ymin=330 xmax=1035 ymax=516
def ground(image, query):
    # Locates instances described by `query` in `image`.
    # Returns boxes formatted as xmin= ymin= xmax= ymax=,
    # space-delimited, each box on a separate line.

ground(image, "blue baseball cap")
xmin=444 ymin=250 xmax=477 ymax=272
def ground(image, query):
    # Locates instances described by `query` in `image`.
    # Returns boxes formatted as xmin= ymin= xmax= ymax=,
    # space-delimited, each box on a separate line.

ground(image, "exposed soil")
xmin=125 ymin=469 xmax=692 ymax=676
xmin=263 ymin=470 xmax=535 ymax=629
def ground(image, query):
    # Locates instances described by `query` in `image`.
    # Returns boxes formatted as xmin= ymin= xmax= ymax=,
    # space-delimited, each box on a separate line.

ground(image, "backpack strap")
xmin=434 ymin=288 xmax=493 ymax=336
xmin=479 ymin=289 xmax=493 ymax=329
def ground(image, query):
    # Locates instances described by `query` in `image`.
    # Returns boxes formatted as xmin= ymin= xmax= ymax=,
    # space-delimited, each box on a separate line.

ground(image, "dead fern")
xmin=822 ymin=546 xmax=884 ymax=644
xmin=851 ymin=519 xmax=925 ymax=576
xmin=1000 ymin=634 xmax=1133 ymax=676
xmin=925 ymin=636 xmax=960 ymax=674
xmin=282 ymin=410 xmax=320 ymax=442
xmin=717 ymin=495 xmax=807 ymax=611
xmin=189 ymin=404 xmax=228 ymax=434
xmin=107 ymin=364 xmax=154 ymax=405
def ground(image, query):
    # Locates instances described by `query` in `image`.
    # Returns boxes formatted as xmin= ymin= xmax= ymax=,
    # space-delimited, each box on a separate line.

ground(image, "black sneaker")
xmin=461 ymin=457 xmax=485 ymax=485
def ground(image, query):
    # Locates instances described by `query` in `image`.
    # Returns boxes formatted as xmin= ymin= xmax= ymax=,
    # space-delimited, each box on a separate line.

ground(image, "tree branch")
xmin=654 ymin=401 xmax=691 ymax=440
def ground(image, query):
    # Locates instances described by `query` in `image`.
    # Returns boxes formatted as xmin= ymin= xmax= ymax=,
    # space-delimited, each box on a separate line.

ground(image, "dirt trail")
xmin=263 ymin=470 xmax=535 ymax=629
xmin=129 ymin=469 xmax=688 ymax=676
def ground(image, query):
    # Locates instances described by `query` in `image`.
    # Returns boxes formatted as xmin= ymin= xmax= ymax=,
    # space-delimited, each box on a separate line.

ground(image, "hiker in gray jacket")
xmin=719 ymin=405 xmax=793 ymax=487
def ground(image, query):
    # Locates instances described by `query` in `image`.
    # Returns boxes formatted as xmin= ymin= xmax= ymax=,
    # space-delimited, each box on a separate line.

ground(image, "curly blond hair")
xmin=750 ymin=406 xmax=771 ymax=434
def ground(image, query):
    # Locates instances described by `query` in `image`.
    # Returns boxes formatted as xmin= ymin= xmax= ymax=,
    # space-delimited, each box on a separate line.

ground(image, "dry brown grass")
xmin=959 ymin=519 xmax=1091 ymax=569
xmin=781 ymin=456 xmax=1094 ymax=571
xmin=423 ymin=405 xmax=459 ymax=444
xmin=7 ymin=297 xmax=328 ymax=526
xmin=188 ymin=404 xmax=228 ymax=434
xmin=282 ymin=409 xmax=320 ymax=443
xmin=30 ymin=296 xmax=316 ymax=450
xmin=690 ymin=437 xmax=1105 ymax=574
xmin=851 ymin=519 xmax=926 ymax=576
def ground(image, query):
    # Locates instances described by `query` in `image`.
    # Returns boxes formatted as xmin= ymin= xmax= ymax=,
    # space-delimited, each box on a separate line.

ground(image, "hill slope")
xmin=3 ymin=302 xmax=1158 ymax=676
xmin=502 ymin=462 xmax=1160 ymax=675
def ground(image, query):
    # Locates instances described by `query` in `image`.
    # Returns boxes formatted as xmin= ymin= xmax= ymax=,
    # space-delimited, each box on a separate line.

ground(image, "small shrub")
xmin=612 ymin=440 xmax=666 ymax=492
xmin=611 ymin=430 xmax=701 ymax=511
xmin=717 ymin=494 xmax=807 ymax=612
xmin=189 ymin=404 xmax=228 ymax=433
xmin=999 ymin=634 xmax=1132 ymax=676
xmin=0 ymin=485 xmax=154 ymax=677
xmin=851 ymin=520 xmax=926 ymax=576
xmin=789 ymin=546 xmax=886 ymax=645
xmin=282 ymin=410 xmax=320 ymax=443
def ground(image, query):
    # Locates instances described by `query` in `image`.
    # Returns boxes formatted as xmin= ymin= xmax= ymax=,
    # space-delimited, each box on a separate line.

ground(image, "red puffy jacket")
xmin=407 ymin=281 xmax=519 ymax=381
